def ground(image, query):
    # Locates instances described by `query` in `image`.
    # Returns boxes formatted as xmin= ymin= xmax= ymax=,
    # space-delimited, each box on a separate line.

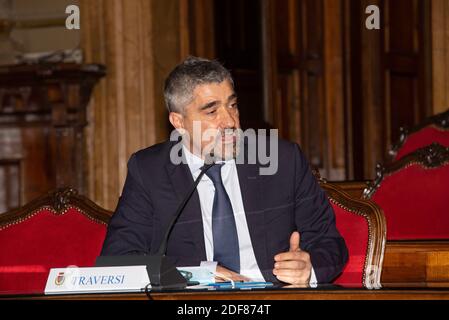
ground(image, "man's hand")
xmin=273 ymin=231 xmax=312 ymax=285
xmin=215 ymin=265 xmax=250 ymax=282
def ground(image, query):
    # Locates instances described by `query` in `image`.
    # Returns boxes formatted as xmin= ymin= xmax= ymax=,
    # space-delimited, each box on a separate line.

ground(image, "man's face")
xmin=169 ymin=80 xmax=241 ymax=161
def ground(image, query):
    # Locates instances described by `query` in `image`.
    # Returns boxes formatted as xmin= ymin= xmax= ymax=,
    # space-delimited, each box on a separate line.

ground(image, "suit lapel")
xmin=165 ymin=151 xmax=207 ymax=262
xmin=236 ymin=162 xmax=271 ymax=280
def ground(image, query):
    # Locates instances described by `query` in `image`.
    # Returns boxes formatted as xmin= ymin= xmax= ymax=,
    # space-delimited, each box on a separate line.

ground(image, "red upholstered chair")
xmin=319 ymin=181 xmax=386 ymax=289
xmin=389 ymin=109 xmax=449 ymax=161
xmin=364 ymin=143 xmax=449 ymax=241
xmin=0 ymin=188 xmax=112 ymax=295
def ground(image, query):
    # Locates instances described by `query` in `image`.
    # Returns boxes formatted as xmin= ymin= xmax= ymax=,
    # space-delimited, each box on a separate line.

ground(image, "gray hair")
xmin=164 ymin=56 xmax=234 ymax=113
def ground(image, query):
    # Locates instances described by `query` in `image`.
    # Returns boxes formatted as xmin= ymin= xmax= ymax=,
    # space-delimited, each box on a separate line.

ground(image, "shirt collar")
xmin=183 ymin=144 xmax=205 ymax=175
xmin=182 ymin=144 xmax=235 ymax=176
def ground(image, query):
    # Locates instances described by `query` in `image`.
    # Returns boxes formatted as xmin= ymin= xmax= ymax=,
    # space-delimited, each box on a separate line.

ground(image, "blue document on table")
xmin=206 ymin=281 xmax=274 ymax=290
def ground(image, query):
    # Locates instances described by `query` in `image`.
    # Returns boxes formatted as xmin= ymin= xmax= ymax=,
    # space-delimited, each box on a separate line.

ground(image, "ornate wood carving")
xmin=51 ymin=188 xmax=79 ymax=213
xmin=364 ymin=143 xmax=449 ymax=199
xmin=388 ymin=109 xmax=449 ymax=159
xmin=0 ymin=187 xmax=112 ymax=229
xmin=319 ymin=180 xmax=387 ymax=289
xmin=330 ymin=180 xmax=370 ymax=199
xmin=0 ymin=63 xmax=105 ymax=210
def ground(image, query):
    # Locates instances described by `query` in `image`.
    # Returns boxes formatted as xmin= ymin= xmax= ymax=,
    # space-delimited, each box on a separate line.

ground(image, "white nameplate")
xmin=45 ymin=266 xmax=150 ymax=295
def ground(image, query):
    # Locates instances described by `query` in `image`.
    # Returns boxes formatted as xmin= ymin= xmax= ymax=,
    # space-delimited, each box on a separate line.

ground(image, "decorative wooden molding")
xmin=0 ymin=63 xmax=106 ymax=208
xmin=388 ymin=109 xmax=449 ymax=159
xmin=329 ymin=180 xmax=370 ymax=199
xmin=311 ymin=166 xmax=323 ymax=182
xmin=364 ymin=143 xmax=449 ymax=199
xmin=0 ymin=63 xmax=106 ymax=126
xmin=0 ymin=187 xmax=113 ymax=230
xmin=382 ymin=240 xmax=449 ymax=284
xmin=319 ymin=180 xmax=387 ymax=289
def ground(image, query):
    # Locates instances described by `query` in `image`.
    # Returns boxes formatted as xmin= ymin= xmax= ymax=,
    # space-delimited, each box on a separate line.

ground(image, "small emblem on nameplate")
xmin=55 ymin=272 xmax=65 ymax=286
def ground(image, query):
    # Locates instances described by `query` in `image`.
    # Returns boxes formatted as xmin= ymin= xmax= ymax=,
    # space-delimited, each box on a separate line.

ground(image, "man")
xmin=100 ymin=57 xmax=348 ymax=285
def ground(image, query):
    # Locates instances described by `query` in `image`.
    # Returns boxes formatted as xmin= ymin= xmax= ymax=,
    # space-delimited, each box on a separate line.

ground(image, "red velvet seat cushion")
xmin=372 ymin=164 xmax=449 ymax=240
xmin=395 ymin=127 xmax=449 ymax=160
xmin=0 ymin=207 xmax=107 ymax=295
xmin=332 ymin=203 xmax=369 ymax=286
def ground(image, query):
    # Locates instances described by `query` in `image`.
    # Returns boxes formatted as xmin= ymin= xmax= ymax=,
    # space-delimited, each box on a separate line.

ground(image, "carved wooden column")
xmin=0 ymin=63 xmax=105 ymax=212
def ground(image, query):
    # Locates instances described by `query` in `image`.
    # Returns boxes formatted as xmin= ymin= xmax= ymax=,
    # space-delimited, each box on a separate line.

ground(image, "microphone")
xmin=96 ymin=153 xmax=216 ymax=291
xmin=158 ymin=156 xmax=215 ymax=255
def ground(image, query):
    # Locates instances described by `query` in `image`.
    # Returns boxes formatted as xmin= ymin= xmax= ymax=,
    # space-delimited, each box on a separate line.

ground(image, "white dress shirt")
xmin=182 ymin=145 xmax=317 ymax=285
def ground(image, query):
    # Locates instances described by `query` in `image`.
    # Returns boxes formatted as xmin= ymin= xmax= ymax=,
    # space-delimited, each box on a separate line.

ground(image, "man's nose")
xmin=218 ymin=106 xmax=236 ymax=128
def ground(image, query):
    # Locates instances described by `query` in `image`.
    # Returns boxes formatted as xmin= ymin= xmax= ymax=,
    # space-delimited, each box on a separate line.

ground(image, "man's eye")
xmin=207 ymin=109 xmax=217 ymax=115
xmin=230 ymin=103 xmax=238 ymax=109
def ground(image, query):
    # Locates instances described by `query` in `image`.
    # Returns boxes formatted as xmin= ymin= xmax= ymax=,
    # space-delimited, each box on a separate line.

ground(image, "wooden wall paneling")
xmin=323 ymin=0 xmax=346 ymax=180
xmin=270 ymin=0 xmax=304 ymax=141
xmin=179 ymin=0 xmax=215 ymax=60
xmin=298 ymin=0 xmax=326 ymax=174
xmin=21 ymin=127 xmax=55 ymax=203
xmin=264 ymin=0 xmax=348 ymax=180
xmin=345 ymin=0 xmax=364 ymax=180
xmin=81 ymin=0 xmax=114 ymax=212
xmin=80 ymin=0 xmax=178 ymax=210
xmin=288 ymin=70 xmax=302 ymax=145
xmin=345 ymin=0 xmax=432 ymax=180
xmin=148 ymin=0 xmax=179 ymax=147
xmin=383 ymin=0 xmax=432 ymax=146
xmin=212 ymin=0 xmax=348 ymax=180
xmin=213 ymin=0 xmax=266 ymax=131
xmin=292 ymin=0 xmax=348 ymax=180
xmin=421 ymin=0 xmax=433 ymax=118
xmin=261 ymin=0 xmax=280 ymax=133
xmin=276 ymin=0 xmax=303 ymax=138
xmin=276 ymin=72 xmax=300 ymax=141
xmin=341 ymin=0 xmax=354 ymax=179
xmin=431 ymin=0 xmax=449 ymax=115
xmin=361 ymin=0 xmax=384 ymax=180
xmin=346 ymin=0 xmax=388 ymax=180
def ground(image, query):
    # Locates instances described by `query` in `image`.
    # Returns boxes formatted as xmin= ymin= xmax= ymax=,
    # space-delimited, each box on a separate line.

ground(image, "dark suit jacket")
xmin=100 ymin=138 xmax=348 ymax=283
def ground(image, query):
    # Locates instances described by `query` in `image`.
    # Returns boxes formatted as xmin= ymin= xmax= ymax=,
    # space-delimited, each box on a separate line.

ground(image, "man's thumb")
xmin=289 ymin=231 xmax=301 ymax=252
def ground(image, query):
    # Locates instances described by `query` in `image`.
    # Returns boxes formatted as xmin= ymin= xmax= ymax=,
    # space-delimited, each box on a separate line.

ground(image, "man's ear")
xmin=169 ymin=112 xmax=185 ymax=134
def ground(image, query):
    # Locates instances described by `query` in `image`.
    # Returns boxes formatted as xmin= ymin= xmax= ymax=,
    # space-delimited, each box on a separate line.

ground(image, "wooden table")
xmin=4 ymin=284 xmax=449 ymax=300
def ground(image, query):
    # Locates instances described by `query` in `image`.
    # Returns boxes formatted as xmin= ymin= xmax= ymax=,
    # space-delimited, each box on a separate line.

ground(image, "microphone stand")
xmin=96 ymin=156 xmax=216 ymax=291
xmin=157 ymin=161 xmax=215 ymax=256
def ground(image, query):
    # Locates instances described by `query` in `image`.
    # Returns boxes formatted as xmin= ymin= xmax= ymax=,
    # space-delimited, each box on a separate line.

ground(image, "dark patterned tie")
xmin=205 ymin=163 xmax=240 ymax=273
